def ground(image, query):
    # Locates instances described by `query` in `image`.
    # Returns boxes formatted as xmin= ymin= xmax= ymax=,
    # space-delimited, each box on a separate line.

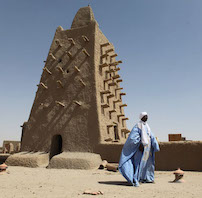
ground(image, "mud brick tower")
xmin=7 ymin=6 xmax=130 ymax=169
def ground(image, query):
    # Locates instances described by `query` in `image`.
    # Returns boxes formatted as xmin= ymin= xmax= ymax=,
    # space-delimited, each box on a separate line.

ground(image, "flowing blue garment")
xmin=119 ymin=124 xmax=160 ymax=186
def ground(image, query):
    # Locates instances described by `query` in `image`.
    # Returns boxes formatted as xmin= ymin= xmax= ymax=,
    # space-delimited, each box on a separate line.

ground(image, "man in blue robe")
xmin=119 ymin=112 xmax=160 ymax=187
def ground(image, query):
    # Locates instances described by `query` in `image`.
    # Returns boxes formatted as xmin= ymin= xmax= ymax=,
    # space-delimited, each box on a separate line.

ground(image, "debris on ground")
xmin=173 ymin=168 xmax=185 ymax=183
xmin=0 ymin=163 xmax=8 ymax=175
xmin=99 ymin=160 xmax=118 ymax=172
xmin=83 ymin=190 xmax=103 ymax=195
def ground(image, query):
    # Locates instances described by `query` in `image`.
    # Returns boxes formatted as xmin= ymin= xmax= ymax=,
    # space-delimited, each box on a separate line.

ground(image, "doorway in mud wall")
xmin=49 ymin=134 xmax=63 ymax=159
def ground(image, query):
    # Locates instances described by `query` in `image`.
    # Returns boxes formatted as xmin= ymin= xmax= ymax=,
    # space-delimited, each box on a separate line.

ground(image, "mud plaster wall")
xmin=155 ymin=141 xmax=202 ymax=171
xmin=21 ymin=22 xmax=100 ymax=153
xmin=98 ymin=141 xmax=202 ymax=171
xmin=94 ymin=24 xmax=128 ymax=145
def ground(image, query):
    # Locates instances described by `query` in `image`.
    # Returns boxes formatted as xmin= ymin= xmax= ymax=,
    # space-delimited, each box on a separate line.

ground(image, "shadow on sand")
xmin=98 ymin=181 xmax=132 ymax=186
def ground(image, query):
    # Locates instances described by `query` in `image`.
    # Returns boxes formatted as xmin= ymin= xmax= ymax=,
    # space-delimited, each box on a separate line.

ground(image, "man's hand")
xmin=139 ymin=143 xmax=144 ymax=152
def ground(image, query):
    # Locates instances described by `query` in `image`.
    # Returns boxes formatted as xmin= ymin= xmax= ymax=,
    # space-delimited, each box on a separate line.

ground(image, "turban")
xmin=139 ymin=112 xmax=148 ymax=120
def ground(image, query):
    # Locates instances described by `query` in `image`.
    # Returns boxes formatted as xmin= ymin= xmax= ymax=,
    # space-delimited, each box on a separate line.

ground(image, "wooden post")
xmin=117 ymin=79 xmax=123 ymax=83
xmin=56 ymin=66 xmax=65 ymax=74
xmin=100 ymin=90 xmax=111 ymax=94
xmin=82 ymin=35 xmax=89 ymax=42
xmin=74 ymin=66 xmax=80 ymax=72
xmin=107 ymin=94 xmax=114 ymax=99
xmin=108 ymin=82 xmax=116 ymax=86
xmin=101 ymin=104 xmax=110 ymax=108
xmin=79 ymin=79 xmax=86 ymax=86
xmin=66 ymin=51 xmax=73 ymax=59
xmin=49 ymin=53 xmax=56 ymax=61
xmin=112 ymin=75 xmax=120 ymax=79
xmin=68 ymin=38 xmax=75 ymax=45
xmin=100 ymin=53 xmax=109 ymax=59
xmin=121 ymin=129 xmax=130 ymax=134
xmin=55 ymin=39 xmax=62 ymax=47
xmin=101 ymin=42 xmax=110 ymax=47
xmin=110 ymin=54 xmax=118 ymax=58
xmin=40 ymin=82 xmax=48 ymax=89
xmin=82 ymin=49 xmax=90 ymax=57
xmin=43 ymin=67 xmax=52 ymax=75
xmin=120 ymin=93 xmax=126 ymax=99
xmin=55 ymin=101 xmax=65 ymax=107
xmin=74 ymin=101 xmax=81 ymax=106
xmin=99 ymin=63 xmax=109 ymax=69
xmin=104 ymin=78 xmax=113 ymax=83
xmin=120 ymin=104 xmax=127 ymax=108
xmin=56 ymin=80 xmax=63 ymax=88
xmin=114 ymin=67 xmax=120 ymax=71
xmin=105 ymin=48 xmax=114 ymax=53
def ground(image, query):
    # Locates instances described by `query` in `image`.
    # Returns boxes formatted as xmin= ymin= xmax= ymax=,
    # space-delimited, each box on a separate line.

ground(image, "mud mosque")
xmin=5 ymin=6 xmax=202 ymax=171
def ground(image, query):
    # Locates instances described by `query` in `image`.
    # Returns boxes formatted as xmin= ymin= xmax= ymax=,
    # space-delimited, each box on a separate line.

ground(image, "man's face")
xmin=141 ymin=115 xmax=148 ymax=122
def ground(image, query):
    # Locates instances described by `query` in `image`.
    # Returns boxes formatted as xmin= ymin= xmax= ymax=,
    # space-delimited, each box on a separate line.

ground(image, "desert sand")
xmin=0 ymin=167 xmax=201 ymax=198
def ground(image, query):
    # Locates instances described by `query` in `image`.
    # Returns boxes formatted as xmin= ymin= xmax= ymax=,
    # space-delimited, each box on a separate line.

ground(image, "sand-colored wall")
xmin=155 ymin=141 xmax=202 ymax=171
xmin=21 ymin=22 xmax=100 ymax=153
xmin=97 ymin=141 xmax=202 ymax=171
xmin=94 ymin=24 xmax=129 ymax=144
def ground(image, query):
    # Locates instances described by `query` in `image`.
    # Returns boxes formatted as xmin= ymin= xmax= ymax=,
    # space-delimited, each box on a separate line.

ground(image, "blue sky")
xmin=0 ymin=0 xmax=202 ymax=145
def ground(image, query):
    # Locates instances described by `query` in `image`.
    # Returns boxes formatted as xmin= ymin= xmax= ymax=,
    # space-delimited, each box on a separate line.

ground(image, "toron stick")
xmin=79 ymin=79 xmax=86 ymax=86
xmin=74 ymin=66 xmax=80 ymax=72
xmin=101 ymin=42 xmax=110 ymax=47
xmin=82 ymin=35 xmax=89 ymax=42
xmin=40 ymin=82 xmax=48 ymax=89
xmin=55 ymin=101 xmax=65 ymax=107
xmin=74 ymin=101 xmax=81 ymax=106
xmin=82 ymin=49 xmax=90 ymax=57
xmin=68 ymin=38 xmax=75 ymax=45
xmin=56 ymin=80 xmax=64 ymax=88
xmin=56 ymin=66 xmax=65 ymax=74
xmin=43 ymin=67 xmax=52 ymax=75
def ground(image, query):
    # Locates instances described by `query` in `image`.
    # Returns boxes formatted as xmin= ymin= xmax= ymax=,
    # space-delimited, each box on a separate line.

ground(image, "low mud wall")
xmin=155 ymin=141 xmax=202 ymax=171
xmin=97 ymin=141 xmax=202 ymax=171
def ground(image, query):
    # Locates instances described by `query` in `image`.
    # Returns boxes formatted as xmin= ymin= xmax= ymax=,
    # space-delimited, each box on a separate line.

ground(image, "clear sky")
xmin=0 ymin=0 xmax=202 ymax=145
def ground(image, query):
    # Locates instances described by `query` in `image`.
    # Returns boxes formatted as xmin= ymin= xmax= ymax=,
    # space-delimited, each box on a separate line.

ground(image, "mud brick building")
xmin=6 ymin=6 xmax=130 ymax=168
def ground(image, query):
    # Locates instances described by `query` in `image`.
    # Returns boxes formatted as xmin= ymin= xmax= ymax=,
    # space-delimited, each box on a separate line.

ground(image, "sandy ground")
xmin=0 ymin=167 xmax=201 ymax=198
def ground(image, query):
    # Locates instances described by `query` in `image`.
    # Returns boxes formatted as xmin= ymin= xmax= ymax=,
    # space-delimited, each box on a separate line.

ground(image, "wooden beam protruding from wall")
xmin=99 ymin=63 xmax=109 ymax=69
xmin=74 ymin=101 xmax=81 ymax=106
xmin=49 ymin=53 xmax=56 ymax=61
xmin=56 ymin=66 xmax=65 ymax=74
xmin=56 ymin=80 xmax=64 ymax=88
xmin=82 ymin=49 xmax=90 ymax=57
xmin=66 ymin=51 xmax=73 ymax=59
xmin=110 ymin=54 xmax=118 ymax=58
xmin=39 ymin=82 xmax=48 ymax=89
xmin=43 ymin=67 xmax=52 ymax=75
xmin=105 ymin=48 xmax=114 ymax=53
xmin=68 ymin=38 xmax=75 ymax=45
xmin=55 ymin=39 xmax=62 ymax=47
xmin=55 ymin=101 xmax=65 ymax=107
xmin=74 ymin=66 xmax=80 ymax=72
xmin=82 ymin=35 xmax=89 ymax=42
xmin=121 ymin=129 xmax=130 ymax=134
xmin=101 ymin=104 xmax=110 ymax=108
xmin=101 ymin=42 xmax=110 ymax=47
xmin=79 ymin=79 xmax=86 ymax=86
xmin=117 ymin=79 xmax=123 ymax=83
xmin=120 ymin=104 xmax=127 ymax=108
xmin=100 ymin=90 xmax=111 ymax=94
xmin=112 ymin=75 xmax=120 ymax=80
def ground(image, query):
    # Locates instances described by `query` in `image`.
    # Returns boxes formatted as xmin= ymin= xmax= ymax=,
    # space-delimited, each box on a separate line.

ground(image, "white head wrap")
xmin=139 ymin=112 xmax=148 ymax=120
xmin=138 ymin=112 xmax=151 ymax=146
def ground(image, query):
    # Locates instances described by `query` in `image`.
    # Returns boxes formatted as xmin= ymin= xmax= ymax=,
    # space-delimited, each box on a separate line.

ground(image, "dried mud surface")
xmin=0 ymin=167 xmax=201 ymax=198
